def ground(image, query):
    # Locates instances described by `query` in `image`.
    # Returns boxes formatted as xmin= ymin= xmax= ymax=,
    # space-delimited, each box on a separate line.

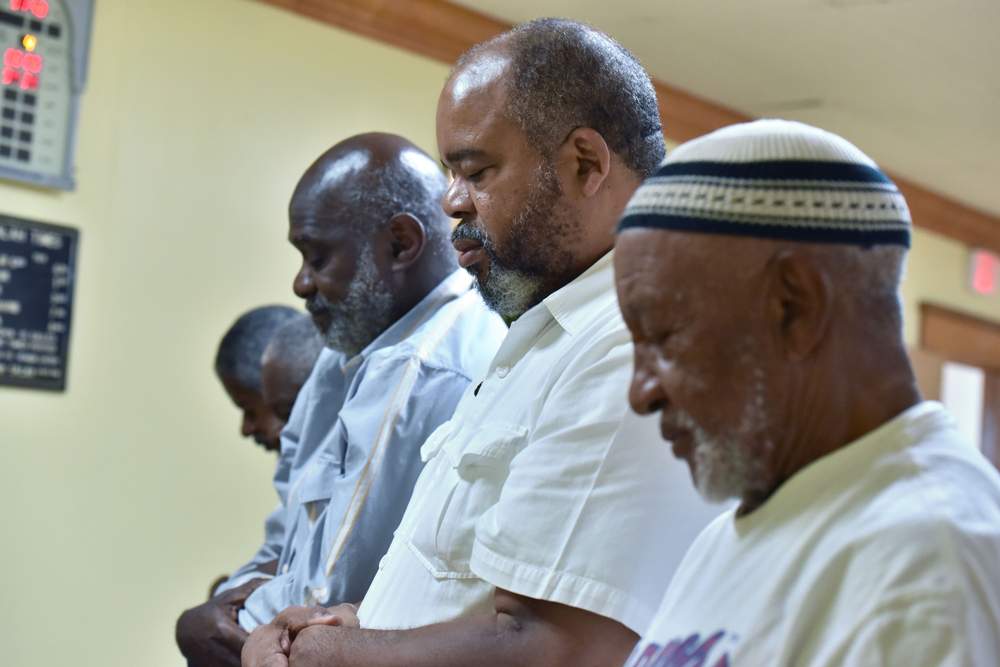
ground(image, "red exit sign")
xmin=970 ymin=249 xmax=1000 ymax=296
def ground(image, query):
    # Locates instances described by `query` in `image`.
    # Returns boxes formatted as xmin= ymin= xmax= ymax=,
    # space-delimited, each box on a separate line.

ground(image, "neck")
xmin=557 ymin=173 xmax=642 ymax=292
xmin=740 ymin=342 xmax=921 ymax=515
xmin=390 ymin=261 xmax=455 ymax=323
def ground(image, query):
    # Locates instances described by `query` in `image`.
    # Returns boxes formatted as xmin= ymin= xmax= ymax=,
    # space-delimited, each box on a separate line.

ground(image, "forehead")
xmin=437 ymin=54 xmax=522 ymax=160
xmin=221 ymin=375 xmax=264 ymax=406
xmin=615 ymin=230 xmax=700 ymax=307
xmin=615 ymin=230 xmax=772 ymax=332
xmin=288 ymin=195 xmax=357 ymax=244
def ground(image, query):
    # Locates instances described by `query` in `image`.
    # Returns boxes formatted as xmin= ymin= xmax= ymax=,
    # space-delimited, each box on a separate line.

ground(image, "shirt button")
xmin=496 ymin=365 xmax=510 ymax=378
xmin=310 ymin=587 xmax=328 ymax=604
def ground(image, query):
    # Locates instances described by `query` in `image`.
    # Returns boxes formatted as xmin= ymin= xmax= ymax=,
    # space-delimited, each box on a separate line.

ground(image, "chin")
xmin=692 ymin=457 xmax=745 ymax=504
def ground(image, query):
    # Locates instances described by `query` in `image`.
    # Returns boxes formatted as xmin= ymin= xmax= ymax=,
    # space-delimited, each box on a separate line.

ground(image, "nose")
xmin=629 ymin=349 xmax=667 ymax=416
xmin=241 ymin=411 xmax=256 ymax=438
xmin=442 ymin=177 xmax=473 ymax=220
xmin=293 ymin=264 xmax=315 ymax=300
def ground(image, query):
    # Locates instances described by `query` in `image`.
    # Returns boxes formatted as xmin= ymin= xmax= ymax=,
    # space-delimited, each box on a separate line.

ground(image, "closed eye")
xmin=466 ymin=168 xmax=487 ymax=183
xmin=308 ymin=253 xmax=328 ymax=271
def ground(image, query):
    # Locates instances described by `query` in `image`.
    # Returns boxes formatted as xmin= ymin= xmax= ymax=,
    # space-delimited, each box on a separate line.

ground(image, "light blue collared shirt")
xmin=238 ymin=270 xmax=506 ymax=630
xmin=215 ymin=345 xmax=348 ymax=595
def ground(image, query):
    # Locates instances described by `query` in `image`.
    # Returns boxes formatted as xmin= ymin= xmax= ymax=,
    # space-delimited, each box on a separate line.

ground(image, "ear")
xmin=385 ymin=213 xmax=426 ymax=271
xmin=556 ymin=127 xmax=612 ymax=198
xmin=765 ymin=250 xmax=833 ymax=361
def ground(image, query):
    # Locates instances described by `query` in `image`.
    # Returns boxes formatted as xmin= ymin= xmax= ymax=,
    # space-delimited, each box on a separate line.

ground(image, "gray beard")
xmin=453 ymin=162 xmax=576 ymax=322
xmin=473 ymin=249 xmax=545 ymax=323
xmin=312 ymin=245 xmax=395 ymax=357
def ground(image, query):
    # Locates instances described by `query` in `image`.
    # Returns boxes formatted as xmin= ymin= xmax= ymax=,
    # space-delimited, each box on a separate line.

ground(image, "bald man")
xmin=181 ymin=132 xmax=506 ymax=666
xmin=244 ymin=19 xmax=719 ymax=667
xmin=617 ymin=120 xmax=1000 ymax=665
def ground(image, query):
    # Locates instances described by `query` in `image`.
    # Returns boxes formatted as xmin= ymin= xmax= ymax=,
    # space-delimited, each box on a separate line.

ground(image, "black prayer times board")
xmin=0 ymin=212 xmax=77 ymax=391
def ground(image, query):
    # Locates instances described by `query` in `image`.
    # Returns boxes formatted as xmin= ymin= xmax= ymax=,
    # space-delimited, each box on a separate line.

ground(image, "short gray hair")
xmin=458 ymin=18 xmax=666 ymax=177
xmin=339 ymin=150 xmax=454 ymax=262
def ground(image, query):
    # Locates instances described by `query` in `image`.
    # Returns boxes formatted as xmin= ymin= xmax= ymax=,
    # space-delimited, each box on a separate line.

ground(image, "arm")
xmin=210 ymin=560 xmax=278 ymax=598
xmin=241 ymin=360 xmax=474 ymax=630
xmin=314 ymin=361 xmax=473 ymax=602
xmin=219 ymin=359 xmax=315 ymax=595
xmin=244 ymin=587 xmax=637 ymax=667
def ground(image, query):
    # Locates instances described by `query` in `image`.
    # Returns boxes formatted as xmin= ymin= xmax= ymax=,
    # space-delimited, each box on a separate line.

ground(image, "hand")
xmin=276 ymin=603 xmax=360 ymax=641
xmin=243 ymin=605 xmax=359 ymax=667
xmin=242 ymin=622 xmax=291 ymax=667
xmin=208 ymin=574 xmax=231 ymax=600
xmin=176 ymin=578 xmax=268 ymax=667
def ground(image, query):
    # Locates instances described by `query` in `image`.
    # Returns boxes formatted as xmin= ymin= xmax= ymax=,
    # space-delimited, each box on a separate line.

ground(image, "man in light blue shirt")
xmin=218 ymin=314 xmax=330 ymax=594
xmin=177 ymin=133 xmax=505 ymax=666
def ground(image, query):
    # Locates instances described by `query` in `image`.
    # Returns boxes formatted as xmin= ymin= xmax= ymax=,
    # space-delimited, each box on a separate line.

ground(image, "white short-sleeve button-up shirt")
xmin=358 ymin=251 xmax=721 ymax=634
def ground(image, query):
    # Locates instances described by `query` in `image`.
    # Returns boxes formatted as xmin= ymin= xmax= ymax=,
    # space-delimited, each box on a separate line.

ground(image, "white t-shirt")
xmin=626 ymin=402 xmax=1000 ymax=667
xmin=358 ymin=251 xmax=723 ymax=633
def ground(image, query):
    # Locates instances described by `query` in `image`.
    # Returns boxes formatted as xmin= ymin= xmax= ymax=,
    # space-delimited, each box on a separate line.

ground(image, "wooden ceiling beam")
xmin=257 ymin=0 xmax=1000 ymax=255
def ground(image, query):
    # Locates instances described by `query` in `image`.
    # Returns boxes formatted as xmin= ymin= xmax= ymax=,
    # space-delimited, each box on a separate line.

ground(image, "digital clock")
xmin=0 ymin=0 xmax=93 ymax=190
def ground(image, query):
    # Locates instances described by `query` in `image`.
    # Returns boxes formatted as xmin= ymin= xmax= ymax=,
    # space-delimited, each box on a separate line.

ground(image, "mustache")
xmin=451 ymin=222 xmax=488 ymax=245
xmin=305 ymin=294 xmax=332 ymax=317
xmin=660 ymin=410 xmax=700 ymax=435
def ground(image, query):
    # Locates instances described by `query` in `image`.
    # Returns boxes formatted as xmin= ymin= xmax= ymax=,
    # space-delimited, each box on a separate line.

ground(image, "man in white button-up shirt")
xmin=617 ymin=121 xmax=1000 ymax=666
xmin=243 ymin=18 xmax=720 ymax=667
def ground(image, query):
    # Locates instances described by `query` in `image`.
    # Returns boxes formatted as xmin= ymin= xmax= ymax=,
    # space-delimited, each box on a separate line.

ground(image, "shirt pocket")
xmin=407 ymin=422 xmax=527 ymax=579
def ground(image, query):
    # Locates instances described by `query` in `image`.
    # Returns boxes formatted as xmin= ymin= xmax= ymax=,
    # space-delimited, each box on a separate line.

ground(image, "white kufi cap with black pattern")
xmin=618 ymin=119 xmax=911 ymax=247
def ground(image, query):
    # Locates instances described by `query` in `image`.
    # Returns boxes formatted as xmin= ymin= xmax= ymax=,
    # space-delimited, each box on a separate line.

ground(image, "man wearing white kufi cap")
xmin=615 ymin=119 xmax=1000 ymax=666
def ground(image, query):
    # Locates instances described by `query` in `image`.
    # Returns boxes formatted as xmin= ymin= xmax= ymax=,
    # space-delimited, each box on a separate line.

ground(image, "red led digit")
xmin=31 ymin=0 xmax=48 ymax=19
xmin=20 ymin=72 xmax=37 ymax=90
xmin=3 ymin=48 xmax=23 ymax=68
xmin=2 ymin=67 xmax=20 ymax=85
xmin=23 ymin=53 xmax=42 ymax=73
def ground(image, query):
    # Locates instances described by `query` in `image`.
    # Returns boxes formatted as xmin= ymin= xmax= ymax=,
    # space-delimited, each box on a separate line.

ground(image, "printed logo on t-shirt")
xmin=625 ymin=630 xmax=733 ymax=667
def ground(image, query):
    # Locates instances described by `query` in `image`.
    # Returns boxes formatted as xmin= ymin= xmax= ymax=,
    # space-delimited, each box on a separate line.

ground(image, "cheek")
xmin=656 ymin=349 xmax=729 ymax=418
xmin=472 ymin=190 xmax=503 ymax=234
xmin=315 ymin=254 xmax=357 ymax=300
xmin=474 ymin=178 xmax=527 ymax=243
xmin=683 ymin=351 xmax=766 ymax=432
xmin=658 ymin=362 xmax=706 ymax=407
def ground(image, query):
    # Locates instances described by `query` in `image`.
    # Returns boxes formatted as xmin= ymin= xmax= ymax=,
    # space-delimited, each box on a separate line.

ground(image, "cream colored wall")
xmin=0 ymin=1 xmax=450 ymax=666
xmin=1 ymin=3 xmax=998 ymax=667
xmin=902 ymin=228 xmax=1000 ymax=345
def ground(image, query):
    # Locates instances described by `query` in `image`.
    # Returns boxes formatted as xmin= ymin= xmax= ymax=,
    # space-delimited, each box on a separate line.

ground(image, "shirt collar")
xmin=542 ymin=250 xmax=616 ymax=336
xmin=342 ymin=269 xmax=473 ymax=368
xmin=734 ymin=400 xmax=950 ymax=531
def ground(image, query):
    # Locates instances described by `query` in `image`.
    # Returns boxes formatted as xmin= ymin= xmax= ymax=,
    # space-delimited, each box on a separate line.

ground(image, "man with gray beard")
xmin=184 ymin=132 xmax=505 ymax=666
xmin=244 ymin=19 xmax=719 ymax=667
xmin=617 ymin=120 xmax=1000 ymax=666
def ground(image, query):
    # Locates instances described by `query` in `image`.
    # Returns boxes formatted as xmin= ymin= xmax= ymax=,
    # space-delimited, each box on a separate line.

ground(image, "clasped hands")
xmin=242 ymin=603 xmax=360 ymax=667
